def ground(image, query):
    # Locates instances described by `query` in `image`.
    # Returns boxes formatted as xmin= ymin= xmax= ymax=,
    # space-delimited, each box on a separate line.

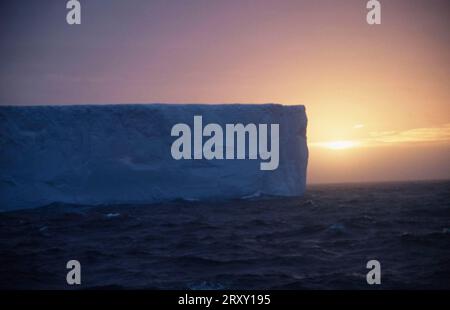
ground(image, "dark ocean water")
xmin=1 ymin=180 xmax=449 ymax=290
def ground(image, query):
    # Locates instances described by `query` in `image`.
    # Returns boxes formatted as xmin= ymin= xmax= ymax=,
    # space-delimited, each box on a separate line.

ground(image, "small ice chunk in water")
xmin=105 ymin=213 xmax=121 ymax=218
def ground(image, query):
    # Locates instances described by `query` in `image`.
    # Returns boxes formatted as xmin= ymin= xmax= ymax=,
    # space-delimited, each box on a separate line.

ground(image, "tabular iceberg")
xmin=0 ymin=104 xmax=308 ymax=211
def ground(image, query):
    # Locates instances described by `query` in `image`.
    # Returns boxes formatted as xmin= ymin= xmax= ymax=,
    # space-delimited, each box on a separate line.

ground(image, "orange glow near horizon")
xmin=311 ymin=140 xmax=360 ymax=150
xmin=309 ymin=124 xmax=450 ymax=149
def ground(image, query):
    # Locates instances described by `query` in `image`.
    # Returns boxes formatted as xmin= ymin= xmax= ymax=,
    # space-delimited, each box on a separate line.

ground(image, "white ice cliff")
xmin=0 ymin=104 xmax=308 ymax=211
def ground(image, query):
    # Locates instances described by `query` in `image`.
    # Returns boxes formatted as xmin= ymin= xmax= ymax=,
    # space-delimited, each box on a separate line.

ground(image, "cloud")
xmin=311 ymin=124 xmax=450 ymax=149
xmin=369 ymin=124 xmax=450 ymax=145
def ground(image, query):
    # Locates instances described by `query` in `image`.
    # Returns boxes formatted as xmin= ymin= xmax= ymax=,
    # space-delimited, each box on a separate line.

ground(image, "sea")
xmin=1 ymin=180 xmax=449 ymax=289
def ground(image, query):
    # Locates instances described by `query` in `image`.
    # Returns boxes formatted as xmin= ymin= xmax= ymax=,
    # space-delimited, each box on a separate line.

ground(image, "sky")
xmin=0 ymin=0 xmax=449 ymax=184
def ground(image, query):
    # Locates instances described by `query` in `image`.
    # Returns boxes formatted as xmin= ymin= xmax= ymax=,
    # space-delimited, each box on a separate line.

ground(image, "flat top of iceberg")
xmin=1 ymin=103 xmax=305 ymax=110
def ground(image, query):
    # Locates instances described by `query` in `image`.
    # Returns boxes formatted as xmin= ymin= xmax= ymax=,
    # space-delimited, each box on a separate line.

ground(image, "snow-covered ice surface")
xmin=0 ymin=104 xmax=308 ymax=211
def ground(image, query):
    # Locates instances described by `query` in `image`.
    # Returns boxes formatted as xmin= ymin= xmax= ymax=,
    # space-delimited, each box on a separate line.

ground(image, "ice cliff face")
xmin=0 ymin=104 xmax=308 ymax=211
